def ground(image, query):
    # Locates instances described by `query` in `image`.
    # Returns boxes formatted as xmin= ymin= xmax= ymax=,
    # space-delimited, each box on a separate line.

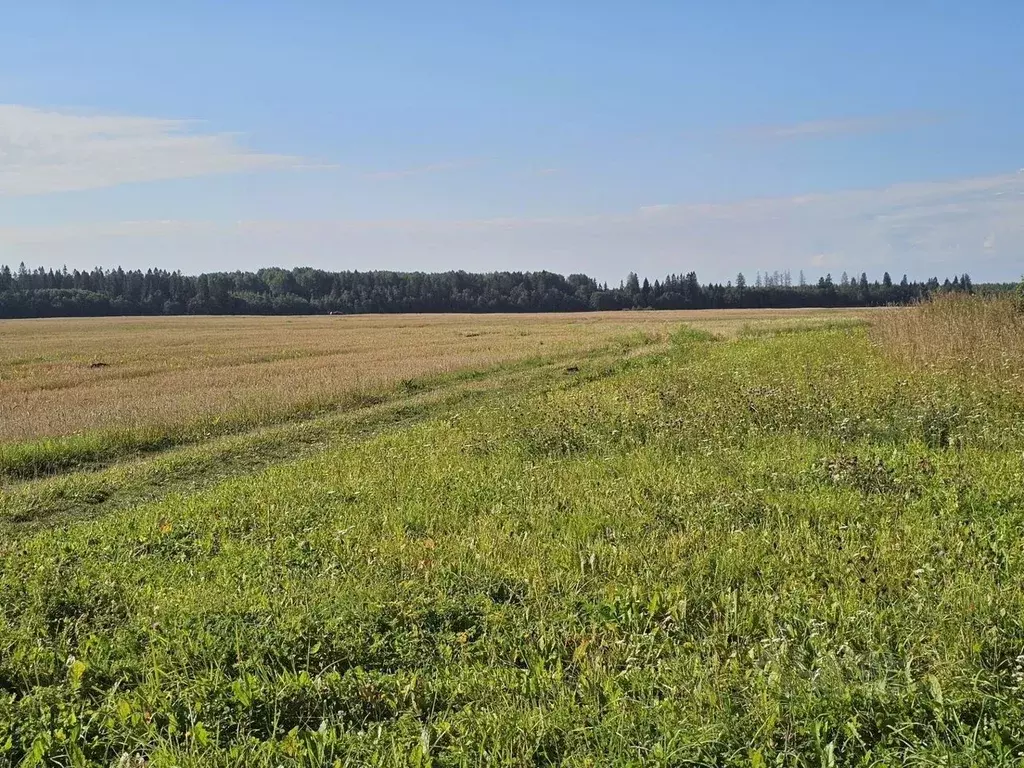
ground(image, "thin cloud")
xmin=733 ymin=112 xmax=944 ymax=141
xmin=0 ymin=220 xmax=218 ymax=244
xmin=365 ymin=159 xmax=480 ymax=181
xmin=810 ymin=253 xmax=839 ymax=268
xmin=3 ymin=170 xmax=1023 ymax=282
xmin=0 ymin=104 xmax=317 ymax=196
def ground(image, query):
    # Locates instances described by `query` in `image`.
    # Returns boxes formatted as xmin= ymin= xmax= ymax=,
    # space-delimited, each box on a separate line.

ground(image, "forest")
xmin=0 ymin=261 xmax=999 ymax=318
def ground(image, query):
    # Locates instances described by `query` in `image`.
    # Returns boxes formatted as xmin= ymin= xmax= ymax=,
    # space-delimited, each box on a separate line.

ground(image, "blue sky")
xmin=1 ymin=1 xmax=1022 ymax=282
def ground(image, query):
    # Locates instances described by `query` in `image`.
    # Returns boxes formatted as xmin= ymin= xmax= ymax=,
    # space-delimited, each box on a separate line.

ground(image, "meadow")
xmin=2 ymin=300 xmax=1023 ymax=766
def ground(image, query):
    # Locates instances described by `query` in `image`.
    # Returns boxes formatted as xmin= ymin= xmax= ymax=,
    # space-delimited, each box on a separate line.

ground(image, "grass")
xmin=2 ymin=305 xmax=1023 ymax=765
xmin=0 ymin=309 xmax=873 ymax=444
xmin=0 ymin=352 xmax=629 ymax=534
xmin=0 ymin=308 xmax=866 ymax=480
xmin=737 ymin=316 xmax=874 ymax=338
xmin=872 ymin=293 xmax=1024 ymax=388
xmin=0 ymin=350 xmax=578 ymax=482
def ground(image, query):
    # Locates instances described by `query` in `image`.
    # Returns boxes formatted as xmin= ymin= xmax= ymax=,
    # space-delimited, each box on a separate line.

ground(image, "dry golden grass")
xmin=871 ymin=293 xmax=1024 ymax=388
xmin=1 ymin=308 xmax=870 ymax=442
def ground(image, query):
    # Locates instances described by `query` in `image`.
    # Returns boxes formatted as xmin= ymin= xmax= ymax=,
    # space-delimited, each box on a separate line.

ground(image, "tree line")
xmin=0 ymin=261 xmax=1004 ymax=318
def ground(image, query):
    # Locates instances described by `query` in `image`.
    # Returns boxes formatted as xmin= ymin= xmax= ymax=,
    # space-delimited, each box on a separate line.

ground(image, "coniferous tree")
xmin=0 ymin=262 xmax=996 ymax=318
xmin=625 ymin=272 xmax=641 ymax=298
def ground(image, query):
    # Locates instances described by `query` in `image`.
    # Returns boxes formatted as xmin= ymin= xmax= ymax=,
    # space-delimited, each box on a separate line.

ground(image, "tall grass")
xmin=872 ymin=292 xmax=1024 ymax=385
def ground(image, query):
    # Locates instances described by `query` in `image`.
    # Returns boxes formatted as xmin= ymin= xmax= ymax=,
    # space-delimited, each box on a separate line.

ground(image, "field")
xmin=0 ymin=309 xmax=870 ymax=479
xmin=2 ymin=302 xmax=1024 ymax=765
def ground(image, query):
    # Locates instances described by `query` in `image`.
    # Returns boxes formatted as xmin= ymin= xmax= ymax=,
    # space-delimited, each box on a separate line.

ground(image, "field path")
xmin=1 ymin=344 xmax=642 ymax=534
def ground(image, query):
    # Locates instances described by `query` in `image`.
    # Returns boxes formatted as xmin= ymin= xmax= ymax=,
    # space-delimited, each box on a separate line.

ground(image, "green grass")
xmin=0 ymin=353 xmax=627 ymax=536
xmin=0 ymin=334 xmax=659 ymax=483
xmin=737 ymin=317 xmax=871 ymax=338
xmin=2 ymin=325 xmax=1024 ymax=765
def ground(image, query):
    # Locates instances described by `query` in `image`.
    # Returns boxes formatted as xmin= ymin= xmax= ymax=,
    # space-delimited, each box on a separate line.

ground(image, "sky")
xmin=1 ymin=2 xmax=1022 ymax=284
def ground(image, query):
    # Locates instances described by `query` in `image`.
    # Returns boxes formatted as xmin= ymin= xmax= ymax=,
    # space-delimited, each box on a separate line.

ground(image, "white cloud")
xmin=3 ymin=170 xmax=1023 ymax=282
xmin=0 ymin=104 xmax=314 ymax=196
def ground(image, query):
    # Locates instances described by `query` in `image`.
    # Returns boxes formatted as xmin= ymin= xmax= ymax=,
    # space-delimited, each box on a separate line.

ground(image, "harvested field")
xmin=0 ymin=309 xmax=871 ymax=443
